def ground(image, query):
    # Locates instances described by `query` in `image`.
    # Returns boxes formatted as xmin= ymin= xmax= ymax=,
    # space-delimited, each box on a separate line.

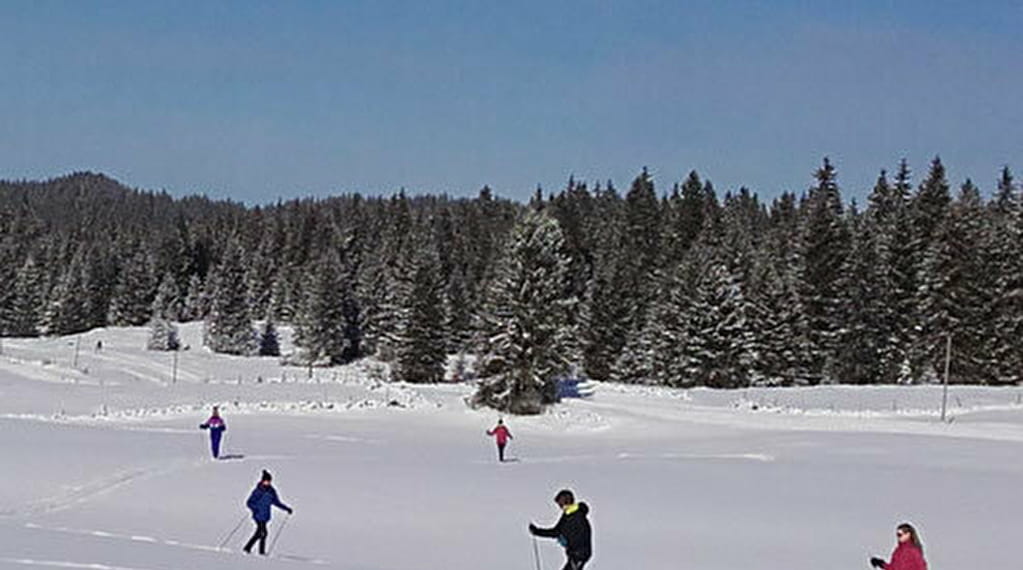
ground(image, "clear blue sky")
xmin=2 ymin=1 xmax=1021 ymax=204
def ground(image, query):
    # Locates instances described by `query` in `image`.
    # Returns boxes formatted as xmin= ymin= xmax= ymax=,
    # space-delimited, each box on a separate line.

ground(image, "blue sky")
xmin=2 ymin=1 xmax=1021 ymax=204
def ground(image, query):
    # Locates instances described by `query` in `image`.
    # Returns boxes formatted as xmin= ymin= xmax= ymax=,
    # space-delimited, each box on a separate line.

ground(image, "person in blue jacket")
xmin=243 ymin=469 xmax=293 ymax=555
xmin=198 ymin=406 xmax=226 ymax=459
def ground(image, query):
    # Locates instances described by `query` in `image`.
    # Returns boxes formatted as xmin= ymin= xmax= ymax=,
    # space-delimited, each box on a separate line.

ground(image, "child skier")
xmin=243 ymin=469 xmax=293 ymax=555
xmin=529 ymin=489 xmax=592 ymax=570
xmin=486 ymin=418 xmax=513 ymax=462
xmin=198 ymin=406 xmax=226 ymax=459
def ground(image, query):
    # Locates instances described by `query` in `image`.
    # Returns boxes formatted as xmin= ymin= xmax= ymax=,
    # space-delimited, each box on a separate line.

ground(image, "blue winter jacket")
xmin=246 ymin=484 xmax=291 ymax=522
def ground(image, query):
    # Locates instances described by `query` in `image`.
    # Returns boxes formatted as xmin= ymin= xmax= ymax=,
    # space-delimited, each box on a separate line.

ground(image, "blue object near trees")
xmin=556 ymin=377 xmax=596 ymax=399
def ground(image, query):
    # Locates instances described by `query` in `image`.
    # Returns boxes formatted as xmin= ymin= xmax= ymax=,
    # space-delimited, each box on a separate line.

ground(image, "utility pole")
xmin=941 ymin=334 xmax=952 ymax=422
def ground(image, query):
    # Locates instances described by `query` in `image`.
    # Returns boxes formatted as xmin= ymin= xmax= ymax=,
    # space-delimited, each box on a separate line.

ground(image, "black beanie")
xmin=261 ymin=469 xmax=272 ymax=482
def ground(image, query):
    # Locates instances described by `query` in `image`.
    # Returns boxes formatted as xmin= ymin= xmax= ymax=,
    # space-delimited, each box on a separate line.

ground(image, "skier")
xmin=198 ymin=406 xmax=226 ymax=459
xmin=870 ymin=523 xmax=927 ymax=570
xmin=243 ymin=469 xmax=293 ymax=555
xmin=486 ymin=418 xmax=513 ymax=462
xmin=529 ymin=489 xmax=592 ymax=570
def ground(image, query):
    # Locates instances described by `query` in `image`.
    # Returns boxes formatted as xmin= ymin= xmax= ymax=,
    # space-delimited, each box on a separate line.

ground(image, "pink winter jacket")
xmin=885 ymin=543 xmax=927 ymax=570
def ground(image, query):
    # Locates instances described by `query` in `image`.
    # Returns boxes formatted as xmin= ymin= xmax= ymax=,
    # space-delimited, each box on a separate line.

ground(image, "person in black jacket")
xmin=529 ymin=489 xmax=592 ymax=570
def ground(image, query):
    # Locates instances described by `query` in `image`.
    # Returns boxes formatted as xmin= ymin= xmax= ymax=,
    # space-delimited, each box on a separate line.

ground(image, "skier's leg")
xmin=498 ymin=443 xmax=505 ymax=462
xmin=258 ymin=521 xmax=268 ymax=555
xmin=562 ymin=558 xmax=586 ymax=570
xmin=243 ymin=522 xmax=262 ymax=553
xmin=211 ymin=431 xmax=221 ymax=459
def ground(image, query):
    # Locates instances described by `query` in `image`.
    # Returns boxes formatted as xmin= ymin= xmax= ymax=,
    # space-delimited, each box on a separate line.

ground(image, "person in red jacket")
xmin=871 ymin=523 xmax=927 ymax=570
xmin=486 ymin=418 xmax=513 ymax=462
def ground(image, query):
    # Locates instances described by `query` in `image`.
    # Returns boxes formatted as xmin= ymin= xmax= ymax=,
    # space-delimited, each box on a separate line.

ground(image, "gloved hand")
xmin=528 ymin=523 xmax=538 ymax=535
xmin=870 ymin=557 xmax=885 ymax=569
xmin=199 ymin=424 xmax=208 ymax=429
xmin=286 ymin=507 xmax=294 ymax=515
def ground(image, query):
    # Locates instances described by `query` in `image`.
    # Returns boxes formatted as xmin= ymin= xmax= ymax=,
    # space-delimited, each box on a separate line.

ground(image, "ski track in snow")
xmin=8 ymin=457 xmax=212 ymax=518
xmin=15 ymin=523 xmax=330 ymax=566
xmin=0 ymin=558 xmax=158 ymax=570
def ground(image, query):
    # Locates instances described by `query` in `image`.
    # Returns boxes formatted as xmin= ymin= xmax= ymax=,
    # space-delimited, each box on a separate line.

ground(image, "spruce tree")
xmin=108 ymin=249 xmax=157 ymax=326
xmin=472 ymin=209 xmax=578 ymax=414
xmin=798 ymin=158 xmax=851 ymax=382
xmin=205 ymin=240 xmax=256 ymax=355
xmin=394 ymin=246 xmax=447 ymax=383
xmin=258 ymin=316 xmax=281 ymax=357
xmin=294 ymin=251 xmax=356 ymax=365
xmin=10 ymin=255 xmax=45 ymax=336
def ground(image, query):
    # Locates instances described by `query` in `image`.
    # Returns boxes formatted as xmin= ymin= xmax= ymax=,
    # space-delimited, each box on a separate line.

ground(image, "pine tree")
xmin=151 ymin=272 xmax=182 ymax=321
xmin=917 ymin=181 xmax=994 ymax=383
xmin=182 ymin=274 xmax=208 ymax=321
xmin=205 ymin=240 xmax=256 ymax=355
xmin=108 ymin=249 xmax=157 ymax=326
xmin=294 ymin=252 xmax=355 ymax=366
xmin=988 ymin=167 xmax=1023 ymax=383
xmin=472 ymin=209 xmax=578 ymax=414
xmin=258 ymin=316 xmax=281 ymax=357
xmin=394 ymin=246 xmax=447 ymax=383
xmin=677 ymin=248 xmax=755 ymax=388
xmin=798 ymin=158 xmax=851 ymax=382
xmin=832 ymin=207 xmax=886 ymax=384
xmin=10 ymin=255 xmax=45 ymax=336
xmin=908 ymin=157 xmax=953 ymax=380
xmin=147 ymin=316 xmax=180 ymax=351
xmin=44 ymin=248 xmax=91 ymax=335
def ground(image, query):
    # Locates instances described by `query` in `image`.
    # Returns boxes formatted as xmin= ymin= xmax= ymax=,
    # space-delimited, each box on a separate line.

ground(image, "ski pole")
xmin=532 ymin=535 xmax=542 ymax=570
xmin=218 ymin=514 xmax=247 ymax=550
xmin=268 ymin=512 xmax=291 ymax=555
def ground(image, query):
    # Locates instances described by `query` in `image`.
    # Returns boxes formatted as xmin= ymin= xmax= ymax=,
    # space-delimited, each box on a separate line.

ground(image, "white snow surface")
xmin=1 ymin=323 xmax=1021 ymax=569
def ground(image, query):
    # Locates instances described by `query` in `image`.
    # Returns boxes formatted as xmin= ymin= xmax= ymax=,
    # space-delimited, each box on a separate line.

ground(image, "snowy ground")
xmin=1 ymin=324 xmax=1021 ymax=569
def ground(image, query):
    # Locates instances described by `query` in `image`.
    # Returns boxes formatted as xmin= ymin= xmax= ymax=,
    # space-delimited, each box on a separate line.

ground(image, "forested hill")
xmin=1 ymin=159 xmax=1020 ymax=395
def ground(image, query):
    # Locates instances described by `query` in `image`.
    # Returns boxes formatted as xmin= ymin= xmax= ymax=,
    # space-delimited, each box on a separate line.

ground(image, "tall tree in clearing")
xmin=472 ymin=208 xmax=578 ymax=414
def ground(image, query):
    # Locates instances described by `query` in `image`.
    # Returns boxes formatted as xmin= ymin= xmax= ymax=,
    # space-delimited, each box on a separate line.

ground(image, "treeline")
xmin=0 ymin=159 xmax=1020 ymax=412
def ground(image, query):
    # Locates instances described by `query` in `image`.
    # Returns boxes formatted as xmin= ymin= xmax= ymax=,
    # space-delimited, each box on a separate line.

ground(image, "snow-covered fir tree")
xmin=204 ymin=240 xmax=256 ymax=355
xmin=987 ymin=167 xmax=1023 ymax=383
xmin=294 ymin=251 xmax=357 ymax=365
xmin=394 ymin=246 xmax=447 ymax=383
xmin=258 ymin=315 xmax=281 ymax=357
xmin=151 ymin=272 xmax=182 ymax=321
xmin=472 ymin=209 xmax=579 ymax=414
xmin=43 ymin=249 xmax=91 ymax=335
xmin=108 ymin=249 xmax=157 ymax=326
xmin=10 ymin=255 xmax=45 ymax=337
xmin=798 ymin=158 xmax=851 ymax=383
xmin=146 ymin=316 xmax=180 ymax=351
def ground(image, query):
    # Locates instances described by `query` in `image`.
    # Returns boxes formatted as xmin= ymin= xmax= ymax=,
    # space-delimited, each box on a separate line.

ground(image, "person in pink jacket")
xmin=486 ymin=418 xmax=513 ymax=462
xmin=199 ymin=406 xmax=227 ymax=459
xmin=871 ymin=523 xmax=928 ymax=570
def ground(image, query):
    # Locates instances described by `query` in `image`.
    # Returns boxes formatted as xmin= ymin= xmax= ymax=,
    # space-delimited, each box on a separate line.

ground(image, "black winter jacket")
xmin=532 ymin=502 xmax=592 ymax=562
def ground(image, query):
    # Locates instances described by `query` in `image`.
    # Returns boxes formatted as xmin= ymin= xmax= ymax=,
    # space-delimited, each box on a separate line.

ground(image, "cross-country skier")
xmin=529 ymin=489 xmax=592 ymax=570
xmin=243 ymin=470 xmax=293 ymax=555
xmin=870 ymin=523 xmax=928 ymax=570
xmin=486 ymin=418 xmax=513 ymax=462
xmin=198 ymin=406 xmax=226 ymax=459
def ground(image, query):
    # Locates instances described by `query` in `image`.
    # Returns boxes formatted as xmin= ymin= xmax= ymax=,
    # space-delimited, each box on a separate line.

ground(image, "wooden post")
xmin=172 ymin=349 xmax=179 ymax=384
xmin=941 ymin=334 xmax=952 ymax=422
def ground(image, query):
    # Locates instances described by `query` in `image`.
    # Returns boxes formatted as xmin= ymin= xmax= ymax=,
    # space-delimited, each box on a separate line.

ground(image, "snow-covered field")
xmin=1 ymin=324 xmax=1021 ymax=569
